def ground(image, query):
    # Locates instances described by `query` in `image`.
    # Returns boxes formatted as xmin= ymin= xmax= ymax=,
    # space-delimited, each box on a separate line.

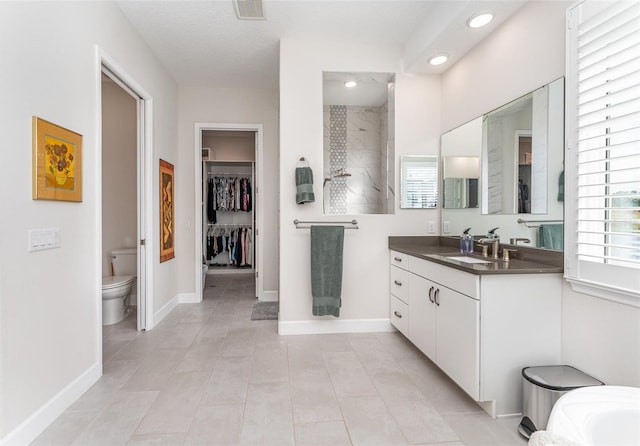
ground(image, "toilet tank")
xmin=111 ymin=248 xmax=137 ymax=276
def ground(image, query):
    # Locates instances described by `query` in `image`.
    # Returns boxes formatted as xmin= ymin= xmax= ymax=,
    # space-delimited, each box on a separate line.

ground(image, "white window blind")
xmin=566 ymin=0 xmax=640 ymax=304
xmin=400 ymin=156 xmax=438 ymax=209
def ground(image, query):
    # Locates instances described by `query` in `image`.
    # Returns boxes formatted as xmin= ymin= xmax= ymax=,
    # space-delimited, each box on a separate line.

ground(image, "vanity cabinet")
xmin=389 ymin=249 xmax=561 ymax=418
xmin=407 ymin=262 xmax=479 ymax=399
xmin=390 ymin=252 xmax=410 ymax=336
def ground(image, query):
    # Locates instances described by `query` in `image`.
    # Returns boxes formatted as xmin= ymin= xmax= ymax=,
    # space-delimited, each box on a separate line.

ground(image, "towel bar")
xmin=293 ymin=219 xmax=359 ymax=229
xmin=517 ymin=218 xmax=563 ymax=228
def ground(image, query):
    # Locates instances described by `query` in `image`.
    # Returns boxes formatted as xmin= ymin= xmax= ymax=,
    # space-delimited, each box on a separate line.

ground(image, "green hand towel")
xmin=538 ymin=224 xmax=564 ymax=250
xmin=310 ymin=225 xmax=344 ymax=317
xmin=296 ymin=166 xmax=315 ymax=204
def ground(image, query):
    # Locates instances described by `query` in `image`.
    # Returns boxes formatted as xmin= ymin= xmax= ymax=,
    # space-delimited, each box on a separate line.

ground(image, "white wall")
xmin=177 ymin=87 xmax=279 ymax=297
xmin=202 ymin=132 xmax=255 ymax=162
xmin=0 ymin=1 xmax=178 ymax=442
xmin=441 ymin=1 xmax=569 ymax=132
xmin=101 ymin=80 xmax=137 ymax=277
xmin=441 ymin=0 xmax=640 ymax=386
xmin=279 ymin=39 xmax=441 ymax=330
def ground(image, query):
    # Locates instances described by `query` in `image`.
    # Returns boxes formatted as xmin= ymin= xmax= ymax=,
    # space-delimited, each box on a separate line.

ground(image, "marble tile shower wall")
xmin=323 ymin=105 xmax=386 ymax=214
xmin=486 ymin=119 xmax=504 ymax=214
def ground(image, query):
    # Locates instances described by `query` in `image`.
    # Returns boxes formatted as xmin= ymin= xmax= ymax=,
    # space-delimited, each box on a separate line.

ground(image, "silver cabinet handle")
xmin=394 ymin=257 xmax=402 ymax=262
xmin=434 ymin=288 xmax=440 ymax=306
xmin=394 ymin=280 xmax=402 ymax=286
xmin=428 ymin=286 xmax=434 ymax=303
xmin=394 ymin=311 xmax=402 ymax=318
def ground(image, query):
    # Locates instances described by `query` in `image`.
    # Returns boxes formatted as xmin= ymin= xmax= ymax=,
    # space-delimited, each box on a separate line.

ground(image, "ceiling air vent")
xmin=233 ymin=0 xmax=265 ymax=20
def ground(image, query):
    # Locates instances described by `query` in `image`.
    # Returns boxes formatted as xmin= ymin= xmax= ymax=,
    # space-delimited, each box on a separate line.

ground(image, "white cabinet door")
xmin=435 ymin=286 xmax=480 ymax=400
xmin=408 ymin=273 xmax=436 ymax=359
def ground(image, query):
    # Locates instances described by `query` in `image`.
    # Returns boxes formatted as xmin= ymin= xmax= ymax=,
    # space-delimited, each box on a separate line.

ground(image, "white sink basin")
xmin=445 ymin=256 xmax=493 ymax=264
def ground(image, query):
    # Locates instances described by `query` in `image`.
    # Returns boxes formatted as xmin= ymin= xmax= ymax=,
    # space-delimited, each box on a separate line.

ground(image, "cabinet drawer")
xmin=390 ymin=265 xmax=409 ymax=303
xmin=390 ymin=295 xmax=409 ymax=336
xmin=390 ymin=250 xmax=409 ymax=270
xmin=409 ymin=256 xmax=479 ymax=299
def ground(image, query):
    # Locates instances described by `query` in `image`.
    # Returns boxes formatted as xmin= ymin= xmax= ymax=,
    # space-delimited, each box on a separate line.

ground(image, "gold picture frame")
xmin=32 ymin=116 xmax=83 ymax=202
xmin=160 ymin=159 xmax=175 ymax=262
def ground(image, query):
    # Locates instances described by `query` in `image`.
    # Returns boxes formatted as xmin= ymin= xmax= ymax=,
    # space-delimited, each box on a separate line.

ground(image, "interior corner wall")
xmin=440 ymin=0 xmax=640 ymax=386
xmin=0 ymin=1 xmax=178 ymax=442
xmin=279 ymin=39 xmax=441 ymax=327
xmin=176 ymin=87 xmax=280 ymax=297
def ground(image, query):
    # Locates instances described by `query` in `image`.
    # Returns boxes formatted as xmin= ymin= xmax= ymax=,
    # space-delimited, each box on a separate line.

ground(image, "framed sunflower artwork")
xmin=32 ymin=116 xmax=82 ymax=202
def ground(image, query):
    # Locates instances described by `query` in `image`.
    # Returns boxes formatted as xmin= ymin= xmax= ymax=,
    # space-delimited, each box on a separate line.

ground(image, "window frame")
xmin=564 ymin=0 xmax=640 ymax=308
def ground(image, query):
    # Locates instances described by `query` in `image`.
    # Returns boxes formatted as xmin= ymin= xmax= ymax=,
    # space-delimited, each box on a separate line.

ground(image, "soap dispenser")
xmin=460 ymin=228 xmax=473 ymax=254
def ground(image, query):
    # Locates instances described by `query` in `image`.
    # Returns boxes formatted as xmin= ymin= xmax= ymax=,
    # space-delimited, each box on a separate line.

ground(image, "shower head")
xmin=332 ymin=168 xmax=351 ymax=178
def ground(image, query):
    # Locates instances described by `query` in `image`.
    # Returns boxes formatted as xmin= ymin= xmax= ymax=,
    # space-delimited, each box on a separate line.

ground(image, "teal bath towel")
xmin=296 ymin=167 xmax=315 ymax=204
xmin=538 ymin=224 xmax=564 ymax=250
xmin=310 ymin=226 xmax=344 ymax=317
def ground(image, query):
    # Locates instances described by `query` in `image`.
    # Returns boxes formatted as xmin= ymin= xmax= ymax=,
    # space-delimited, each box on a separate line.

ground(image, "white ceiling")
xmin=116 ymin=0 xmax=528 ymax=89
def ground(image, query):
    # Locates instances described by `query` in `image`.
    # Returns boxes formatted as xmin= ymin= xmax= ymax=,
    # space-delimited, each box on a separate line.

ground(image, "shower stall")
xmin=322 ymin=104 xmax=394 ymax=214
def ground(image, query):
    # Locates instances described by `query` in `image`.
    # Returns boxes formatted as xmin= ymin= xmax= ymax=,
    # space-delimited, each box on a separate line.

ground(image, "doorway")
xmin=99 ymin=52 xmax=152 ymax=333
xmin=195 ymin=123 xmax=264 ymax=301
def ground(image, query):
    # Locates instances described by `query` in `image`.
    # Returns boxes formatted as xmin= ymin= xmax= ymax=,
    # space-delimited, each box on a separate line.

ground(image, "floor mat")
xmin=251 ymin=301 xmax=279 ymax=320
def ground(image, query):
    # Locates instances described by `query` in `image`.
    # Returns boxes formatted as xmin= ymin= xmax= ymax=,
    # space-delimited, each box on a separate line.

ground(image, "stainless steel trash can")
xmin=518 ymin=365 xmax=603 ymax=438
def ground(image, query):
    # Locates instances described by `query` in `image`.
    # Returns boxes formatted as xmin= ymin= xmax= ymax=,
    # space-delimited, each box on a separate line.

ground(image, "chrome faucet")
xmin=510 ymin=237 xmax=531 ymax=246
xmin=478 ymin=238 xmax=500 ymax=259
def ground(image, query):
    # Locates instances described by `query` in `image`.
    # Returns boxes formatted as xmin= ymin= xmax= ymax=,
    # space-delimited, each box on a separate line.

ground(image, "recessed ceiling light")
xmin=428 ymin=54 xmax=448 ymax=66
xmin=467 ymin=12 xmax=494 ymax=28
xmin=344 ymin=81 xmax=357 ymax=88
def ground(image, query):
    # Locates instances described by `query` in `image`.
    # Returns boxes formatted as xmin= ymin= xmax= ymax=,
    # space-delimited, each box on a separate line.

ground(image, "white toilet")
xmin=102 ymin=248 xmax=137 ymax=326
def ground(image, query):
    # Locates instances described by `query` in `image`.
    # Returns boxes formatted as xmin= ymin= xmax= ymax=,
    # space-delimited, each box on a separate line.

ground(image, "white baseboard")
xmin=1 ymin=362 xmax=101 ymax=446
xmin=259 ymin=291 xmax=278 ymax=302
xmin=278 ymin=318 xmax=394 ymax=335
xmin=178 ymin=293 xmax=199 ymax=304
xmin=152 ymin=294 xmax=179 ymax=326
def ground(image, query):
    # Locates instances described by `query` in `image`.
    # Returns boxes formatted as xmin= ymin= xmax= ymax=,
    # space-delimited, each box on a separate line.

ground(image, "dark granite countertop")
xmin=388 ymin=236 xmax=564 ymax=275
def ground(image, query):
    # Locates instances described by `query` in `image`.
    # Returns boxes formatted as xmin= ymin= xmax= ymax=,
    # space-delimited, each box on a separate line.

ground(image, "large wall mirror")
xmin=323 ymin=72 xmax=395 ymax=215
xmin=441 ymin=77 xmax=565 ymax=250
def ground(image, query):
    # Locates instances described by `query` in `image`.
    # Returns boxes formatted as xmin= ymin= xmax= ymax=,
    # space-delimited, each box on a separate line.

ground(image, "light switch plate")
xmin=428 ymin=221 xmax=436 ymax=233
xmin=28 ymin=228 xmax=61 ymax=252
xmin=443 ymin=221 xmax=451 ymax=234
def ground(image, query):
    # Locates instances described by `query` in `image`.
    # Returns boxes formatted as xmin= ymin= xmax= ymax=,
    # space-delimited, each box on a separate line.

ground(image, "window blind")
xmin=566 ymin=0 xmax=640 ymax=303
xmin=400 ymin=157 xmax=438 ymax=209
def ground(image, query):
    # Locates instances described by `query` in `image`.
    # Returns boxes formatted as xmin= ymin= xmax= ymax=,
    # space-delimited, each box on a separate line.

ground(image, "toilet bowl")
xmin=102 ymin=275 xmax=134 ymax=325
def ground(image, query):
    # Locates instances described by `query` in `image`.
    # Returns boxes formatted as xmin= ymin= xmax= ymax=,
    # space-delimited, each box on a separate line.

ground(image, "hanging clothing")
xmin=210 ymin=176 xmax=253 ymax=213
xmin=207 ymin=178 xmax=216 ymax=223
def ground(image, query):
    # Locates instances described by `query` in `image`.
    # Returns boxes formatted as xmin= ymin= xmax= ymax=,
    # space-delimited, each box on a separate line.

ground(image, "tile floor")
xmin=34 ymin=273 xmax=528 ymax=445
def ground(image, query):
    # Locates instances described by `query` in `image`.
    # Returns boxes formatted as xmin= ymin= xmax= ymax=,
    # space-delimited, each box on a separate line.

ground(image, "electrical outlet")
xmin=428 ymin=221 xmax=436 ymax=233
xmin=443 ymin=221 xmax=451 ymax=234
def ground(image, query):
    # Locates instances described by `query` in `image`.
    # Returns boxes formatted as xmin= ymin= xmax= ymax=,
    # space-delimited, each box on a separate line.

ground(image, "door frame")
xmin=194 ymin=123 xmax=264 ymax=300
xmin=97 ymin=47 xmax=153 ymax=336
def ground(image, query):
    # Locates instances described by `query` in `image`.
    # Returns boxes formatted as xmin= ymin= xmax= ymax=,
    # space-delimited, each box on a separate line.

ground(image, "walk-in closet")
xmin=202 ymin=130 xmax=256 ymax=276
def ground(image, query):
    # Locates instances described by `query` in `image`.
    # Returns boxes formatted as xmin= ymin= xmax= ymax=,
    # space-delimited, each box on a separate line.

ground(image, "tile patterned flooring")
xmin=34 ymin=273 xmax=527 ymax=445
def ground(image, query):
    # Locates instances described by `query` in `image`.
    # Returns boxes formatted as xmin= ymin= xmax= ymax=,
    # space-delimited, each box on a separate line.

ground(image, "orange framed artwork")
xmin=32 ymin=117 xmax=82 ymax=202
xmin=160 ymin=159 xmax=175 ymax=262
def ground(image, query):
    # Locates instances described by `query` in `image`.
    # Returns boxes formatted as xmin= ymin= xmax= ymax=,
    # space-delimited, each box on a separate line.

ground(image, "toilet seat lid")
xmin=102 ymin=275 xmax=134 ymax=289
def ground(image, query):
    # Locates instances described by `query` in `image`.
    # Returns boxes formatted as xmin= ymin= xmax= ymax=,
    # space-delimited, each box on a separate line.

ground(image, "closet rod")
xmin=207 ymin=223 xmax=252 ymax=226
xmin=207 ymin=172 xmax=251 ymax=176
